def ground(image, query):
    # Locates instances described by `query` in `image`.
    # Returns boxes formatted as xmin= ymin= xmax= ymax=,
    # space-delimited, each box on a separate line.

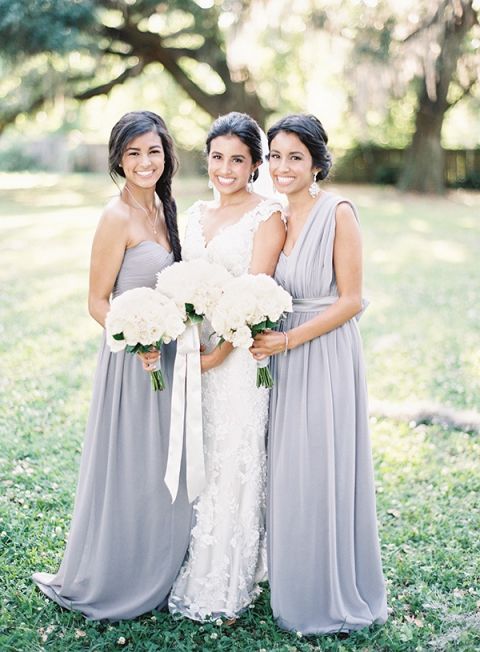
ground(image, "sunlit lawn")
xmin=1 ymin=173 xmax=480 ymax=651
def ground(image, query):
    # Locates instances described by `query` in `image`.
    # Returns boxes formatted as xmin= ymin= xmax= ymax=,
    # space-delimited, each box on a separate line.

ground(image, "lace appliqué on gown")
xmin=169 ymin=198 xmax=284 ymax=622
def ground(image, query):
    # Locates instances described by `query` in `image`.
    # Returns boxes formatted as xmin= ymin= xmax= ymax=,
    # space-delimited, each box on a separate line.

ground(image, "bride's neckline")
xmin=197 ymin=198 xmax=273 ymax=248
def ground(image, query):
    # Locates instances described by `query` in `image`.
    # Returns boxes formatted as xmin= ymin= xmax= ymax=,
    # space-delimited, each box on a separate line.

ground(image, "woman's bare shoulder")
xmin=97 ymin=196 xmax=131 ymax=230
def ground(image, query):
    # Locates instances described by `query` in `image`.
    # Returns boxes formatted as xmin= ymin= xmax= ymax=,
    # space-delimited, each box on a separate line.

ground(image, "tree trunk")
xmin=398 ymin=92 xmax=446 ymax=194
xmin=398 ymin=0 xmax=477 ymax=194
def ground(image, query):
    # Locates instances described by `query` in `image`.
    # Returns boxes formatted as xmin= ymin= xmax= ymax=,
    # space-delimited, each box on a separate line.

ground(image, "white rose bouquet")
xmin=105 ymin=287 xmax=185 ymax=391
xmin=210 ymin=274 xmax=292 ymax=388
xmin=155 ymin=258 xmax=233 ymax=325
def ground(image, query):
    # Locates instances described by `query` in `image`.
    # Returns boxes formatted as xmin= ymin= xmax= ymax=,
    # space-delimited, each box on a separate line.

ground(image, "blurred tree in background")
xmin=345 ymin=0 xmax=479 ymax=193
xmin=0 ymin=0 xmax=479 ymax=193
xmin=0 ymin=0 xmax=269 ymax=133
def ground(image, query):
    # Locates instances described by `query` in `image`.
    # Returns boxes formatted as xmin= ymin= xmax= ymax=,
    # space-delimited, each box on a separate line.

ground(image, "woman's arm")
xmin=200 ymin=339 xmax=233 ymax=373
xmin=88 ymin=208 xmax=129 ymax=328
xmin=251 ymin=202 xmax=363 ymax=357
xmin=249 ymin=210 xmax=286 ymax=275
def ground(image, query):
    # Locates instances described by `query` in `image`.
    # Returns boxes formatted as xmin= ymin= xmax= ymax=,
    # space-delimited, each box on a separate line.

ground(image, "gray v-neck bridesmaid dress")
xmin=33 ymin=241 xmax=192 ymax=620
xmin=267 ymin=193 xmax=388 ymax=634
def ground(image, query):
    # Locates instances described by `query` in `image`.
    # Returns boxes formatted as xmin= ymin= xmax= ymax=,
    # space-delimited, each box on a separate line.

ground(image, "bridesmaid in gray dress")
xmin=32 ymin=111 xmax=192 ymax=620
xmin=251 ymin=114 xmax=388 ymax=634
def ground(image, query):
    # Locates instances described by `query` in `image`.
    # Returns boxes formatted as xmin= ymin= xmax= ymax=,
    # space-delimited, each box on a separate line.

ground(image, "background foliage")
xmin=0 ymin=1 xmax=479 ymax=192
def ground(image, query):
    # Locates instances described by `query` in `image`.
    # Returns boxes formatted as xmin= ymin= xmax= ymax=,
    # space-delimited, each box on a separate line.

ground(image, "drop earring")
xmin=247 ymin=172 xmax=254 ymax=193
xmin=208 ymin=178 xmax=213 ymax=189
xmin=308 ymin=172 xmax=320 ymax=198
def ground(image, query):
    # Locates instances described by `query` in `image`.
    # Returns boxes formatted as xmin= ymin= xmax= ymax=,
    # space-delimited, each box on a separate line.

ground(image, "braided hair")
xmin=267 ymin=114 xmax=332 ymax=182
xmin=108 ymin=111 xmax=181 ymax=261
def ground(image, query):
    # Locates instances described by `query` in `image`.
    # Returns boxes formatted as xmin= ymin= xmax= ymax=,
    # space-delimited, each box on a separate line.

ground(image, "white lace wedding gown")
xmin=168 ymin=197 xmax=284 ymax=621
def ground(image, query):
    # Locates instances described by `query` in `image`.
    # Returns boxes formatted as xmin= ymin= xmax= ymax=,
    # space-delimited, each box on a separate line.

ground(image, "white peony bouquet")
xmin=210 ymin=274 xmax=292 ymax=388
xmin=155 ymin=258 xmax=233 ymax=324
xmin=105 ymin=287 xmax=185 ymax=391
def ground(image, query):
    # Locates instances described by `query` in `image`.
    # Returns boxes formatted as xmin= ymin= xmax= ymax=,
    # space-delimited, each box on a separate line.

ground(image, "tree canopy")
xmin=346 ymin=0 xmax=479 ymax=192
xmin=1 ymin=0 xmax=479 ymax=193
xmin=0 ymin=0 xmax=268 ymax=134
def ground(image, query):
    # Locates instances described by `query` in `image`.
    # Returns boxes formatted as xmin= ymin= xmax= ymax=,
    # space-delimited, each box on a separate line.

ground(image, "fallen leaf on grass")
xmin=405 ymin=614 xmax=424 ymax=627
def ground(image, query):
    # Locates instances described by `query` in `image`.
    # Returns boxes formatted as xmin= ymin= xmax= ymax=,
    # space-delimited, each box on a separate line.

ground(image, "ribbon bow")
xmin=164 ymin=323 xmax=205 ymax=503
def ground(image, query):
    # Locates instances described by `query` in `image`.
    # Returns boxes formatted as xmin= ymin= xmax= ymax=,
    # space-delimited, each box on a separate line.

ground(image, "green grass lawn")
xmin=1 ymin=173 xmax=479 ymax=651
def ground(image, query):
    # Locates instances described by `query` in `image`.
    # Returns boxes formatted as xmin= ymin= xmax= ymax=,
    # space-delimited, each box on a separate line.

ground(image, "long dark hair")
xmin=267 ymin=114 xmax=332 ymax=182
xmin=205 ymin=112 xmax=263 ymax=181
xmin=109 ymin=111 xmax=181 ymax=261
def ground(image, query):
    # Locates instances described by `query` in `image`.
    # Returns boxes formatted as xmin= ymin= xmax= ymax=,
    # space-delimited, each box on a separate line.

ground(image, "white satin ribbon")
xmin=164 ymin=323 xmax=205 ymax=503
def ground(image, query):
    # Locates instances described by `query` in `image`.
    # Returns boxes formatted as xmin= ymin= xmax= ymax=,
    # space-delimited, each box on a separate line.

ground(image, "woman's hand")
xmin=138 ymin=349 xmax=160 ymax=372
xmin=250 ymin=330 xmax=288 ymax=360
xmin=200 ymin=341 xmax=233 ymax=373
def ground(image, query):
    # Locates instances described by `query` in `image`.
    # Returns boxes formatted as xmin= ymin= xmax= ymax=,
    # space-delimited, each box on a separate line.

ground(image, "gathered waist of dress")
xmin=291 ymin=297 xmax=338 ymax=312
xmin=290 ymin=296 xmax=369 ymax=321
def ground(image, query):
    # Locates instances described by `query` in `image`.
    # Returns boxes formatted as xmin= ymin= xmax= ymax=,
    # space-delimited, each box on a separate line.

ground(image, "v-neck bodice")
xmin=182 ymin=198 xmax=285 ymax=276
xmin=274 ymin=192 xmax=358 ymax=300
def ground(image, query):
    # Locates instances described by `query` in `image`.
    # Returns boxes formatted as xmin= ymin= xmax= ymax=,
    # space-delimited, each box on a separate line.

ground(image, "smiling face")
xmin=120 ymin=130 xmax=165 ymax=189
xmin=207 ymin=134 xmax=257 ymax=196
xmin=268 ymin=131 xmax=318 ymax=198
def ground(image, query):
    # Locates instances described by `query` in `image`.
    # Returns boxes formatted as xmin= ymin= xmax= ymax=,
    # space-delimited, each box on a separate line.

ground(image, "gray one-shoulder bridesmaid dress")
xmin=268 ymin=193 xmax=388 ymax=634
xmin=33 ymin=242 xmax=192 ymax=620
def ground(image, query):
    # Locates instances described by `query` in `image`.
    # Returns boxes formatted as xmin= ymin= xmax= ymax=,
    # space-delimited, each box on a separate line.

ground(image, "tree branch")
xmin=447 ymin=75 xmax=479 ymax=109
xmin=160 ymin=46 xmax=204 ymax=59
xmin=100 ymin=24 xmax=231 ymax=114
xmin=0 ymin=95 xmax=45 ymax=135
xmin=401 ymin=0 xmax=449 ymax=43
xmin=0 ymin=0 xmax=269 ymax=129
xmin=103 ymin=46 xmax=134 ymax=57
xmin=74 ymin=61 xmax=145 ymax=100
xmin=162 ymin=26 xmax=201 ymax=41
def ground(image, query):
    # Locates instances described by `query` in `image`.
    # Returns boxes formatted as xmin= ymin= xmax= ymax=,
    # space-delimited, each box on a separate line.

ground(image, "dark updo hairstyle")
xmin=205 ymin=111 xmax=263 ymax=181
xmin=267 ymin=114 xmax=332 ymax=182
xmin=109 ymin=110 xmax=181 ymax=261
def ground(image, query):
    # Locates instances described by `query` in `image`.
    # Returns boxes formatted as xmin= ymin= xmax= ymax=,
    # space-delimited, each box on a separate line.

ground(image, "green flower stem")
xmin=256 ymin=366 xmax=274 ymax=388
xmin=151 ymin=369 xmax=166 ymax=391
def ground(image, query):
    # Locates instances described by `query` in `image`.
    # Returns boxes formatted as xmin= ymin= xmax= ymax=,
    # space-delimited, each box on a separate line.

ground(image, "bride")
xmin=168 ymin=112 xmax=285 ymax=621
